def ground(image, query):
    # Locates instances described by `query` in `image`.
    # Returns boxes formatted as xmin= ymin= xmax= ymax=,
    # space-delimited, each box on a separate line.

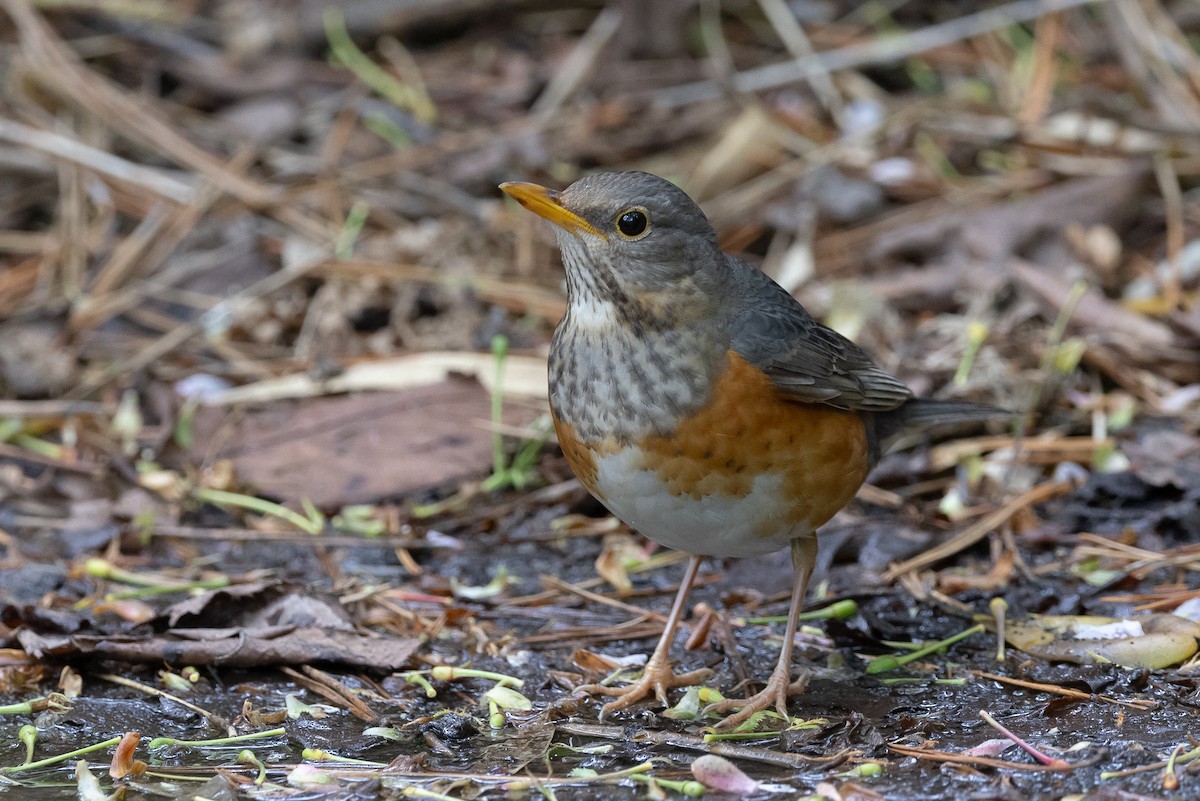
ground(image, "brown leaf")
xmin=190 ymin=379 xmax=539 ymax=507
xmin=109 ymin=731 xmax=141 ymax=779
xmin=18 ymin=627 xmax=417 ymax=670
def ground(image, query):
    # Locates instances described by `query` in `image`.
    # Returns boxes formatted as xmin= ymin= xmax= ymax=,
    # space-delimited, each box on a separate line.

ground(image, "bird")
xmin=500 ymin=171 xmax=1001 ymax=730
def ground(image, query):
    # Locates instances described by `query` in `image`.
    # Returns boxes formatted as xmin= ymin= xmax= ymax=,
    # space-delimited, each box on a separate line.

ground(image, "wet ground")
xmin=3 ymin=463 xmax=1199 ymax=800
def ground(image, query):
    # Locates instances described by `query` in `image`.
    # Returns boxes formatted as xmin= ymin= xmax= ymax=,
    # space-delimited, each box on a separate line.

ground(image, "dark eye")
xmin=616 ymin=209 xmax=649 ymax=238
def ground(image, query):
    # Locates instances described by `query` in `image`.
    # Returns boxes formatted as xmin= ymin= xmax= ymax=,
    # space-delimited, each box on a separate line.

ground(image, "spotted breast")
xmin=551 ymin=333 xmax=870 ymax=558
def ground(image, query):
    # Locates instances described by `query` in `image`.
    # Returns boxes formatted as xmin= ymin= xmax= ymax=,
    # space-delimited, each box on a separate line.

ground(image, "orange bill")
xmin=500 ymin=181 xmax=606 ymax=239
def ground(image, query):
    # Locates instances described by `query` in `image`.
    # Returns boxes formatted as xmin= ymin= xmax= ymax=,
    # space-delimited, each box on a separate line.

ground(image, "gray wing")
xmin=724 ymin=256 xmax=912 ymax=412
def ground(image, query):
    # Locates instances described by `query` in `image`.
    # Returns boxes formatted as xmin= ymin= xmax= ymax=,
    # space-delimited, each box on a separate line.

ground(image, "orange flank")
xmin=553 ymin=351 xmax=870 ymax=537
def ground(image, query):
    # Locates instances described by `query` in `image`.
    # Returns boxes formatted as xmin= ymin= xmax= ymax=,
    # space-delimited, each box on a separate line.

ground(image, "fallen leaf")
xmin=190 ymin=378 xmax=541 ymax=506
xmin=691 ymin=754 xmax=759 ymax=795
xmin=1004 ymin=614 xmax=1200 ymax=669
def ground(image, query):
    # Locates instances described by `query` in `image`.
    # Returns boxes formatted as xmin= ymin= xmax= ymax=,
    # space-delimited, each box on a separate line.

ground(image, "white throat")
xmin=557 ymin=232 xmax=620 ymax=330
xmin=568 ymin=295 xmax=619 ymax=329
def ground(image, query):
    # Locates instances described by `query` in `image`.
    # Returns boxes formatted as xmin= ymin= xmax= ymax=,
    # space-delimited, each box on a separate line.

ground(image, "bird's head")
xmin=501 ymin=171 xmax=723 ymax=327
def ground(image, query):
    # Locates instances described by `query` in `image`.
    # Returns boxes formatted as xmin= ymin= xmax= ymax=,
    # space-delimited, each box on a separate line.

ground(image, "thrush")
xmin=501 ymin=171 xmax=1001 ymax=729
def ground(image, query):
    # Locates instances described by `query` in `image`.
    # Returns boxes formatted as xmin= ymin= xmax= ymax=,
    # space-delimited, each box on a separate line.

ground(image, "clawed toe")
xmin=575 ymin=664 xmax=713 ymax=718
xmin=705 ymin=671 xmax=810 ymax=730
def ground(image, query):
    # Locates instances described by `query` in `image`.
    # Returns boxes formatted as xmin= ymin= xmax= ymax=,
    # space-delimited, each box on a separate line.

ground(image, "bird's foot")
xmin=576 ymin=654 xmax=713 ymax=719
xmin=704 ymin=667 xmax=810 ymax=730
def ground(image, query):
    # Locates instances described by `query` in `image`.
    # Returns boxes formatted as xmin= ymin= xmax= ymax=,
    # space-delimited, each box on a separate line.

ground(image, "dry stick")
xmin=972 ymin=670 xmax=1157 ymax=711
xmin=0 ymin=230 xmax=53 ymax=254
xmin=67 ymin=256 xmax=327 ymax=397
xmin=926 ymin=435 xmax=1113 ymax=472
xmin=1107 ymin=587 xmax=1200 ymax=612
xmin=0 ymin=442 xmax=104 ymax=476
xmin=1074 ymin=534 xmax=1200 ymax=573
xmin=280 ymin=666 xmax=378 ymax=723
xmin=88 ymin=208 xmax=166 ymax=301
xmin=556 ymin=722 xmax=844 ymax=770
xmin=887 ymin=742 xmax=1096 ymax=773
xmin=1016 ymin=10 xmax=1063 ymax=125
xmin=756 ymin=0 xmax=843 ymax=122
xmin=5 ymin=0 xmax=330 ymax=242
xmin=1107 ymin=0 xmax=1200 ymax=127
xmin=98 ymin=673 xmax=232 ymax=733
xmin=518 ymin=620 xmax=664 ymax=646
xmin=141 ymin=524 xmax=423 ymax=548
xmin=1153 ymin=153 xmax=1185 ymax=312
xmin=71 ymin=150 xmax=258 ymax=333
xmin=55 ymin=156 xmax=87 ymax=299
xmin=541 ymin=575 xmax=670 ymax=625
xmin=0 ymin=118 xmax=195 ymax=203
xmin=881 ymin=481 xmax=1075 ymax=582
xmin=0 ymin=400 xmax=105 ymax=416
xmin=1083 ymin=550 xmax=1200 ymax=575
xmin=692 ymin=0 xmax=731 ymax=99
xmin=530 ymin=7 xmax=623 ymax=116
xmin=655 ymin=0 xmax=1103 ymax=108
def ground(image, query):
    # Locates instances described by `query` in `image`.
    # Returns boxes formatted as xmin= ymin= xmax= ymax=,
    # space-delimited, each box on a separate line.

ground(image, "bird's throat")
xmin=549 ymin=305 xmax=728 ymax=444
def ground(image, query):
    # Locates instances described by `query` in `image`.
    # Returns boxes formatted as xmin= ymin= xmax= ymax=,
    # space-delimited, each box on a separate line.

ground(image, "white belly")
xmin=593 ymin=448 xmax=808 ymax=558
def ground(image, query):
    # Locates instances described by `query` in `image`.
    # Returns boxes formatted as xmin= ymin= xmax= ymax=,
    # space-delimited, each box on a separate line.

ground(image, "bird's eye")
xmin=615 ymin=208 xmax=650 ymax=239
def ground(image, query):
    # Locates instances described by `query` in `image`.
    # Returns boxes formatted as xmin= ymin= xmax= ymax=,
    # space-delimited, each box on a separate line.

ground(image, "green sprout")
xmin=323 ymin=9 xmax=436 ymax=126
xmin=867 ymin=623 xmax=985 ymax=674
xmin=481 ymin=335 xmax=552 ymax=493
xmin=0 ymin=736 xmax=121 ymax=775
xmin=191 ymin=487 xmax=324 ymax=534
xmin=148 ymin=727 xmax=285 ymax=750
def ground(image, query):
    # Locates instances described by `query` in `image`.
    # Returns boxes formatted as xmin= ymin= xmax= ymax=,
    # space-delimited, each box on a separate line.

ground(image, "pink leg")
xmin=705 ymin=537 xmax=817 ymax=729
xmin=575 ymin=554 xmax=712 ymax=717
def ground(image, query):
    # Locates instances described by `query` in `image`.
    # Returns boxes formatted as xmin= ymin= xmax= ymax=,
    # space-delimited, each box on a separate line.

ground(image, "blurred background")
xmin=1 ymin=0 xmax=1199 ymax=569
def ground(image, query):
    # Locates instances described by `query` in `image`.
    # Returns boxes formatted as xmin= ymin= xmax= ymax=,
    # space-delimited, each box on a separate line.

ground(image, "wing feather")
xmin=724 ymin=256 xmax=912 ymax=412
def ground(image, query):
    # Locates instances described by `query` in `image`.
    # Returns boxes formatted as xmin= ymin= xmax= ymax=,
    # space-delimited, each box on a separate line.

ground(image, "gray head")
xmin=500 ymin=172 xmax=723 ymax=319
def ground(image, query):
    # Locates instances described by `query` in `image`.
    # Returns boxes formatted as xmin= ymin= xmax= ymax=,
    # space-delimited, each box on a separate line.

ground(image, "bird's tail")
xmin=874 ymin=398 xmax=1012 ymax=443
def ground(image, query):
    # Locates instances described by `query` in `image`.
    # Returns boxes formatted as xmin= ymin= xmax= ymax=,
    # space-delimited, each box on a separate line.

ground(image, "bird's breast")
xmin=548 ymin=313 xmax=725 ymax=443
xmin=551 ymin=340 xmax=872 ymax=557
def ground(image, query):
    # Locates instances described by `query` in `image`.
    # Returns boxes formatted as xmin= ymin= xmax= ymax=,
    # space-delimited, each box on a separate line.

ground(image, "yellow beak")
xmin=500 ymin=181 xmax=606 ymax=239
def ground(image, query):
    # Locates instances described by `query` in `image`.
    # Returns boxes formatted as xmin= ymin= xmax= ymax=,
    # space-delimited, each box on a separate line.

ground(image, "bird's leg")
xmin=575 ymin=554 xmax=712 ymax=718
xmin=706 ymin=537 xmax=817 ymax=730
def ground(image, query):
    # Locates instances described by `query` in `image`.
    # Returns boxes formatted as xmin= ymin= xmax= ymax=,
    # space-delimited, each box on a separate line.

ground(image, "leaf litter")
xmin=1 ymin=0 xmax=1199 ymax=799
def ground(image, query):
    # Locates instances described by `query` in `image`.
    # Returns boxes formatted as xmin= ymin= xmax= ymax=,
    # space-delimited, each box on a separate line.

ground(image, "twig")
xmin=552 ymin=723 xmax=847 ymax=769
xmin=1153 ymin=153 xmax=1185 ymax=311
xmin=531 ymin=7 xmax=623 ymax=116
xmin=0 ymin=442 xmax=104 ymax=476
xmin=0 ymin=118 xmax=195 ymax=202
xmin=881 ymin=481 xmax=1076 ymax=581
xmin=541 ymin=575 xmax=670 ymax=625
xmin=979 ymin=710 xmax=1068 ymax=767
xmin=887 ymin=742 xmax=1095 ymax=773
xmin=280 ymin=666 xmax=379 ymax=723
xmin=98 ymin=673 xmax=232 ymax=733
xmin=972 ymin=670 xmax=1157 ymax=711
xmin=0 ymin=400 xmax=105 ymax=416
xmin=1016 ymin=11 xmax=1064 ymax=125
xmin=927 ymin=434 xmax=1114 ymax=471
xmin=70 ymin=149 xmax=257 ymax=333
xmin=755 ymin=0 xmax=842 ymax=122
xmin=654 ymin=0 xmax=1103 ymax=108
